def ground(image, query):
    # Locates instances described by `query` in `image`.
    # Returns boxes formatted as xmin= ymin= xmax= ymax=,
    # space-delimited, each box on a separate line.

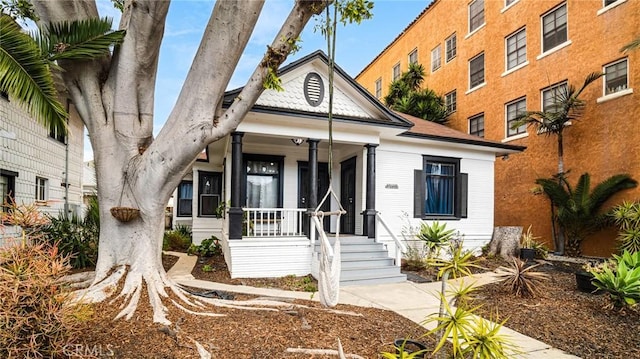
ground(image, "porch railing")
xmin=242 ymin=208 xmax=306 ymax=237
xmin=375 ymin=213 xmax=406 ymax=267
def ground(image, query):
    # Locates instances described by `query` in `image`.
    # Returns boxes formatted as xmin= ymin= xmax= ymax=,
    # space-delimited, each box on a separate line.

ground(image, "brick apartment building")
xmin=356 ymin=0 xmax=639 ymax=255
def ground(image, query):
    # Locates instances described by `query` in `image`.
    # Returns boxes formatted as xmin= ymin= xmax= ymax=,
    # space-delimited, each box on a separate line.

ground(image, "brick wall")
xmin=357 ymin=0 xmax=640 ymax=256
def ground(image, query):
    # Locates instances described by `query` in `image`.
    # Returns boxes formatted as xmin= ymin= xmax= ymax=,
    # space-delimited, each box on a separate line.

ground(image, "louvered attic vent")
xmin=304 ymin=72 xmax=324 ymax=107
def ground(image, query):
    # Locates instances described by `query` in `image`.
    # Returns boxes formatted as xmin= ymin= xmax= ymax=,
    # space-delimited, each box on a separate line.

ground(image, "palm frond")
xmin=574 ymin=72 xmax=603 ymax=98
xmin=621 ymin=36 xmax=640 ymax=53
xmin=589 ymin=174 xmax=637 ymax=213
xmin=535 ymin=177 xmax=570 ymax=206
xmin=0 ymin=14 xmax=67 ymax=134
xmin=37 ymin=17 xmax=125 ymax=61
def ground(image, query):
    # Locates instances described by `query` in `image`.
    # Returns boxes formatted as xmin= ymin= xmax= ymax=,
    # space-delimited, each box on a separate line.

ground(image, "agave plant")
xmin=591 ymin=250 xmax=640 ymax=309
xmin=536 ymin=172 xmax=637 ymax=256
xmin=496 ymin=258 xmax=550 ymax=298
xmin=417 ymin=221 xmax=455 ymax=258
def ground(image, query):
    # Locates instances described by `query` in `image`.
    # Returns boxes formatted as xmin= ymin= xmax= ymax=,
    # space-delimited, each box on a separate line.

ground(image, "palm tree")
xmin=383 ymin=62 xmax=449 ymax=124
xmin=536 ymin=173 xmax=637 ymax=256
xmin=0 ymin=14 xmax=124 ymax=135
xmin=511 ymin=72 xmax=603 ymax=176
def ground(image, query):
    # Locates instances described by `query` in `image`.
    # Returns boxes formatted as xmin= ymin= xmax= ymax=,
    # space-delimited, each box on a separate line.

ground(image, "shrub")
xmin=39 ymin=212 xmax=99 ymax=269
xmin=417 ymin=221 xmax=454 ymax=258
xmin=591 ymin=250 xmax=640 ymax=309
xmin=174 ymin=224 xmax=192 ymax=240
xmin=0 ymin=242 xmax=90 ymax=358
xmin=163 ymin=230 xmax=191 ymax=251
xmin=496 ymin=258 xmax=550 ymax=298
xmin=187 ymin=235 xmax=221 ymax=257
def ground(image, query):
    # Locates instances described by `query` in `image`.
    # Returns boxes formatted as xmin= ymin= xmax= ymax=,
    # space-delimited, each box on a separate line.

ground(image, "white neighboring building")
xmin=1 ymin=91 xmax=84 ymax=244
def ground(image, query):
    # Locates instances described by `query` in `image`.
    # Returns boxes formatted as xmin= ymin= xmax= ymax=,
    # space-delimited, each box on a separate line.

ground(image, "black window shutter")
xmin=413 ymin=169 xmax=425 ymax=218
xmin=456 ymin=172 xmax=468 ymax=218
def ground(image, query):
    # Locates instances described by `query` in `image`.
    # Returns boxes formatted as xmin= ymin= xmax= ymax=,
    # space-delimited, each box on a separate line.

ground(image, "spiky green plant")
xmin=417 ymin=221 xmax=455 ymax=258
xmin=447 ymin=279 xmax=479 ymax=310
xmin=536 ymin=172 xmax=637 ymax=256
xmin=380 ymin=339 xmax=428 ymax=359
xmin=610 ymin=201 xmax=640 ymax=253
xmin=496 ymin=258 xmax=550 ymax=298
xmin=462 ymin=316 xmax=519 ymax=359
xmin=425 ymin=297 xmax=476 ymax=358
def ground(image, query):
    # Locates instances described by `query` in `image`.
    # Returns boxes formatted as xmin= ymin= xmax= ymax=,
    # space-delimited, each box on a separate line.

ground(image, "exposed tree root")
xmin=286 ymin=338 xmax=363 ymax=359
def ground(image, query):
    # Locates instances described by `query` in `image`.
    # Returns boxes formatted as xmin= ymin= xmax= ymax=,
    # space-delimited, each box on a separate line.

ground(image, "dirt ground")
xmin=75 ymin=254 xmax=639 ymax=358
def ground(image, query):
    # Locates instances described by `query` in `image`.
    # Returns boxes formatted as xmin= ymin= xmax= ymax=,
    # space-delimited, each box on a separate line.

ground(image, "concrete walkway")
xmin=165 ymin=251 xmax=579 ymax=358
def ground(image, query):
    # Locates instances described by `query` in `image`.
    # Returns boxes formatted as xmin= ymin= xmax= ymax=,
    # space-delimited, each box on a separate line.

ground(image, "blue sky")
xmin=87 ymin=0 xmax=428 ymax=160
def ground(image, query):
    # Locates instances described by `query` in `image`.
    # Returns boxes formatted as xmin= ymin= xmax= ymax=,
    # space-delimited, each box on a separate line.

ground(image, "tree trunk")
xmin=487 ymin=226 xmax=522 ymax=260
xmin=33 ymin=0 xmax=326 ymax=323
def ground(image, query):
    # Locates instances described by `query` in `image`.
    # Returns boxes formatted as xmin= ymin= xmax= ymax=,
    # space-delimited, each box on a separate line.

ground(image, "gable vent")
xmin=304 ymin=72 xmax=324 ymax=107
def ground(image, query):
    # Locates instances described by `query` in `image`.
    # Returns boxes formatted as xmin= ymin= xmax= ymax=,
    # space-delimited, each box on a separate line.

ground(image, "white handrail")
xmin=311 ymin=215 xmax=333 ymax=259
xmin=376 ymin=213 xmax=406 ymax=267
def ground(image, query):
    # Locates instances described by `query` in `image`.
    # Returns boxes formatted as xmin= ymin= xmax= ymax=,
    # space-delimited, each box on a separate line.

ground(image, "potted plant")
xmin=519 ymin=225 xmax=537 ymax=261
xmin=577 ymin=260 xmax=612 ymax=294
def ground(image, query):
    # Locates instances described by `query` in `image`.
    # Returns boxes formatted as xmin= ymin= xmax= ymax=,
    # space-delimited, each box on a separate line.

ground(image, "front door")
xmin=340 ymin=157 xmax=356 ymax=234
xmin=298 ymin=162 xmax=330 ymax=232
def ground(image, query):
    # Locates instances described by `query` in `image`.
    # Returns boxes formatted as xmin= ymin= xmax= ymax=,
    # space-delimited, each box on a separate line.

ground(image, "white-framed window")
xmin=469 ymin=113 xmax=485 ymax=138
xmin=431 ymin=45 xmax=442 ymax=72
xmin=375 ymin=78 xmax=382 ymax=98
xmin=445 ymin=33 xmax=457 ymax=62
xmin=604 ymin=0 xmax=621 ymax=6
xmin=542 ymin=3 xmax=568 ymax=53
xmin=506 ymin=0 xmax=518 ymax=6
xmin=506 ymin=97 xmax=527 ymax=137
xmin=542 ymin=81 xmax=568 ymax=112
xmin=445 ymin=90 xmax=457 ymax=114
xmin=604 ymin=58 xmax=628 ymax=95
xmin=409 ymin=49 xmax=418 ymax=65
xmin=392 ymin=63 xmax=401 ymax=81
xmin=469 ymin=52 xmax=485 ymax=90
xmin=469 ymin=0 xmax=485 ymax=33
xmin=506 ymin=28 xmax=527 ymax=70
xmin=35 ymin=177 xmax=48 ymax=201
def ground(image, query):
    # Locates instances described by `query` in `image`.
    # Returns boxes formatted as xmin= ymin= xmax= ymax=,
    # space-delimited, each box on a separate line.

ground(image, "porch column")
xmin=363 ymin=144 xmax=378 ymax=238
xmin=228 ymin=132 xmax=244 ymax=240
xmin=305 ymin=138 xmax=320 ymax=238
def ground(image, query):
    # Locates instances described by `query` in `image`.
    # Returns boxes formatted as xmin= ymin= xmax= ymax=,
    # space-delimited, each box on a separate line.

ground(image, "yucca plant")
xmin=446 ymin=279 xmax=479 ymax=310
xmin=591 ymin=251 xmax=640 ymax=309
xmin=380 ymin=339 xmax=428 ymax=359
xmin=462 ymin=316 xmax=518 ymax=359
xmin=424 ymin=297 xmax=476 ymax=358
xmin=417 ymin=221 xmax=455 ymax=258
xmin=610 ymin=201 xmax=640 ymax=253
xmin=536 ymin=172 xmax=637 ymax=256
xmin=496 ymin=258 xmax=550 ymax=298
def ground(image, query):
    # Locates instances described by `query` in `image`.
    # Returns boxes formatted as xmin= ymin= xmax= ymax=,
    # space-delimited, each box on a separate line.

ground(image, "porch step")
xmin=313 ymin=236 xmax=406 ymax=286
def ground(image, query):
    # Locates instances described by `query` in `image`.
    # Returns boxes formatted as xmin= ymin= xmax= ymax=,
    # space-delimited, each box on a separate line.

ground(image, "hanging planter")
xmin=110 ymin=206 xmax=140 ymax=222
xmin=110 ymin=169 xmax=140 ymax=222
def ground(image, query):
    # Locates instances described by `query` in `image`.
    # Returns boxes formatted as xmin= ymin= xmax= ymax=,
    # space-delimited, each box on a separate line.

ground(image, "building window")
xmin=244 ymin=155 xmax=283 ymax=209
xmin=445 ymin=33 xmax=457 ymax=62
xmin=506 ymin=0 xmax=518 ymax=6
xmin=604 ymin=58 xmax=628 ymax=95
xmin=392 ymin=63 xmax=401 ymax=81
xmin=542 ymin=81 xmax=568 ymax=112
xmin=431 ymin=45 xmax=442 ymax=72
xmin=177 ymin=181 xmax=193 ymax=217
xmin=469 ymin=113 xmax=485 ymax=138
xmin=445 ymin=90 xmax=457 ymax=114
xmin=1 ymin=170 xmax=17 ymax=212
xmin=542 ymin=3 xmax=568 ymax=53
xmin=469 ymin=0 xmax=485 ymax=33
xmin=199 ymin=171 xmax=222 ymax=217
xmin=469 ymin=53 xmax=485 ymax=89
xmin=414 ymin=156 xmax=467 ymax=219
xmin=506 ymin=28 xmax=527 ymax=70
xmin=409 ymin=49 xmax=418 ymax=65
xmin=375 ymin=78 xmax=382 ymax=98
xmin=35 ymin=177 xmax=48 ymax=201
xmin=604 ymin=0 xmax=621 ymax=6
xmin=506 ymin=97 xmax=527 ymax=137
xmin=49 ymin=127 xmax=66 ymax=144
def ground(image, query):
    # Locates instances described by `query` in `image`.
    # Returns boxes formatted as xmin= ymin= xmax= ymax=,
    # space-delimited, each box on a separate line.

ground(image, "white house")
xmin=172 ymin=51 xmax=524 ymax=285
xmin=0 ymin=91 xmax=84 ymax=244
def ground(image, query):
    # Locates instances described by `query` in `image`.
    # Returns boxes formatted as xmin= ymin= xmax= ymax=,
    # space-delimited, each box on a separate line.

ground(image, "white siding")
xmin=375 ymin=139 xmax=496 ymax=252
xmin=0 ymin=96 xmax=83 ymax=219
xmin=226 ymin=238 xmax=312 ymax=278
